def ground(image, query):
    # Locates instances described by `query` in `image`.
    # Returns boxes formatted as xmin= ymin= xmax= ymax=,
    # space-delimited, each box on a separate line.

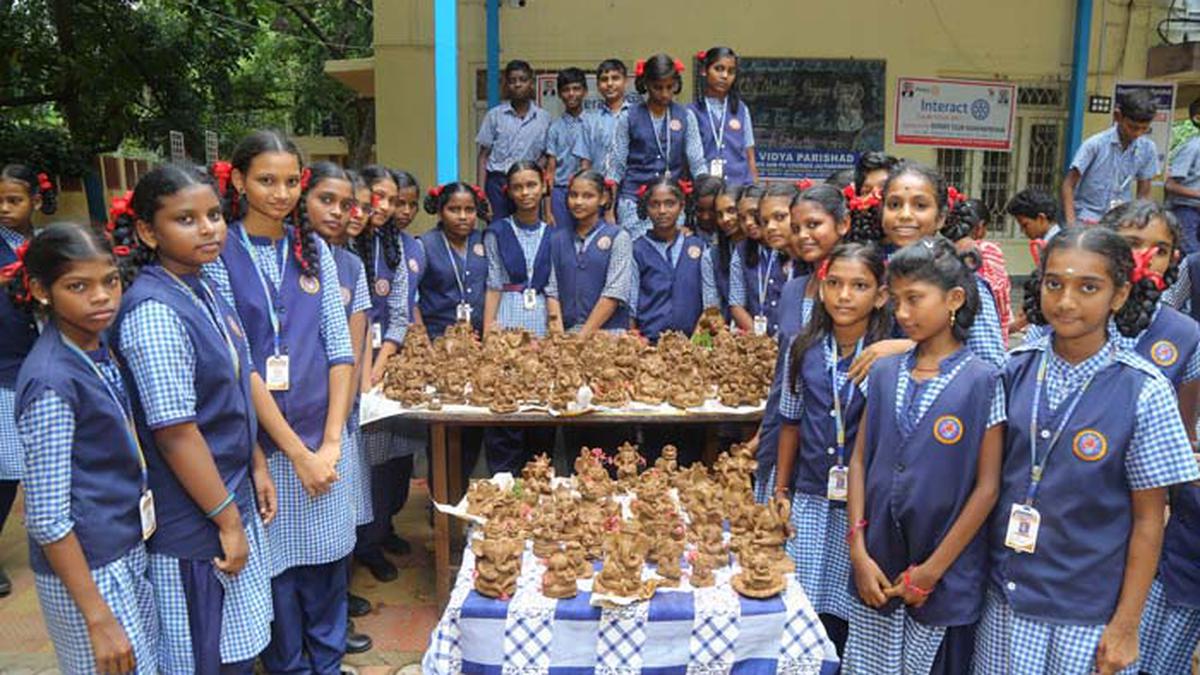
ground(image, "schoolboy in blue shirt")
xmin=1166 ymin=97 xmax=1200 ymax=254
xmin=476 ymin=60 xmax=550 ymax=221
xmin=575 ymin=59 xmax=630 ymax=179
xmin=544 ymin=68 xmax=587 ymax=228
xmin=1063 ymin=89 xmax=1158 ymax=225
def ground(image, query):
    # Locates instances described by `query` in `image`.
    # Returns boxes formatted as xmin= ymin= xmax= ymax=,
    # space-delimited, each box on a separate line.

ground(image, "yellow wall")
xmin=374 ymin=0 xmax=1167 ymax=235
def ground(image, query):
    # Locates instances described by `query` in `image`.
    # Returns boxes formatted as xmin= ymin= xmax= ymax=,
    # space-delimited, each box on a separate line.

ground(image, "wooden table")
xmin=394 ymin=408 xmax=764 ymax=607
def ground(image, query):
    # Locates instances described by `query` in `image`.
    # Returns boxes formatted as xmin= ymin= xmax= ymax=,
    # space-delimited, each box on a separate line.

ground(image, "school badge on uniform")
xmin=1072 ymin=429 xmax=1108 ymax=461
xmin=375 ymin=278 xmax=391 ymax=297
xmin=933 ymin=415 xmax=964 ymax=445
xmin=687 ymin=245 xmax=702 ymax=260
xmin=299 ymin=275 xmax=321 ymax=295
xmin=669 ymin=119 xmax=683 ymax=132
xmin=597 ymin=236 xmax=612 ymax=251
xmin=473 ymin=243 xmax=486 ymax=257
xmin=1150 ymin=340 xmax=1179 ymax=367
xmin=729 ymin=118 xmax=742 ymax=131
xmin=408 ymin=258 xmax=420 ymax=274
xmin=340 ymin=286 xmax=352 ymax=306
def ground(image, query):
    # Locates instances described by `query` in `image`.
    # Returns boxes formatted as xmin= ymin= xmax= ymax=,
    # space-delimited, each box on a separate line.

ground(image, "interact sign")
xmin=894 ymin=77 xmax=1017 ymax=151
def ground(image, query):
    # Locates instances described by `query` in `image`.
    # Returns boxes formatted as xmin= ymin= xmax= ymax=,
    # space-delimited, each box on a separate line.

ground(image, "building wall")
xmin=373 ymin=0 xmax=1167 ymax=240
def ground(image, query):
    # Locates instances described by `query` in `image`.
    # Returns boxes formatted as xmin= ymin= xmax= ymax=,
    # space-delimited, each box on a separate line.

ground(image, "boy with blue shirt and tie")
xmin=1062 ymin=89 xmax=1158 ymax=225
xmin=544 ymin=68 xmax=588 ymax=228
xmin=1166 ymin=97 xmax=1200 ymax=253
xmin=476 ymin=60 xmax=550 ymax=220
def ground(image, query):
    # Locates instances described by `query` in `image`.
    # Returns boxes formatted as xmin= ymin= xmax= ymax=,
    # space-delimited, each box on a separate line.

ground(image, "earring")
xmin=950 ymin=308 xmax=957 ymax=326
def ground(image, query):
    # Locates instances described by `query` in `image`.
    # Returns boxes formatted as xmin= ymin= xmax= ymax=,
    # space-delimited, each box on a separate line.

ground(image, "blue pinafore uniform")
xmin=616 ymin=101 xmax=693 ymax=239
xmin=689 ymin=95 xmax=754 ymax=187
xmin=0 ymin=227 xmax=37 ymax=544
xmin=547 ymin=220 xmax=632 ymax=332
xmin=631 ymin=232 xmax=706 ymax=343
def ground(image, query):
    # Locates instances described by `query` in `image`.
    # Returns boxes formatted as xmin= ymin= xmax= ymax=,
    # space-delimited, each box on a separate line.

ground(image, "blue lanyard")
xmin=236 ymin=225 xmax=288 ymax=355
xmin=440 ymin=231 xmax=468 ymax=303
xmin=574 ymin=223 xmax=603 ymax=264
xmin=373 ymin=235 xmax=384 ymax=282
xmin=508 ymin=217 xmax=545 ymax=280
xmin=758 ymin=252 xmax=775 ymax=308
xmin=161 ymin=268 xmax=241 ymax=379
xmin=829 ymin=334 xmax=864 ymax=466
xmin=1026 ymin=346 xmax=1110 ymax=504
xmin=58 ymin=334 xmax=148 ymax=491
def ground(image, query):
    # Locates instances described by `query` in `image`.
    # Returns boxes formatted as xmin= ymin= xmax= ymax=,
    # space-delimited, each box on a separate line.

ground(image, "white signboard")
xmin=894 ymin=77 xmax=1017 ymax=151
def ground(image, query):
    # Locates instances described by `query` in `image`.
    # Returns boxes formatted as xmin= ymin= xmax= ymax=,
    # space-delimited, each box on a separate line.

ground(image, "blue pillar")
xmin=434 ymin=0 xmax=459 ymax=184
xmin=487 ymin=0 xmax=501 ymax=107
xmin=1065 ymin=0 xmax=1094 ymax=173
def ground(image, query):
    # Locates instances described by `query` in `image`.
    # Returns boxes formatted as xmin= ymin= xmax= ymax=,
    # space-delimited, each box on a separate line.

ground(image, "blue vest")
xmin=991 ymin=347 xmax=1146 ymax=623
xmin=790 ymin=337 xmax=868 ymax=497
xmin=632 ymin=234 xmax=705 ymax=342
xmin=418 ymin=228 xmax=487 ymax=338
xmin=740 ymin=246 xmax=791 ymax=337
xmin=620 ymin=101 xmax=690 ymax=199
xmin=486 ymin=218 xmax=551 ymax=293
xmin=689 ymin=98 xmax=751 ymax=187
xmin=331 ymin=245 xmax=364 ymax=321
xmin=757 ymin=275 xmax=810 ymax=485
xmin=549 ymin=222 xmax=630 ymax=331
xmin=220 ymin=223 xmax=330 ymax=454
xmin=399 ymin=230 xmax=425 ymax=317
xmin=862 ymin=350 xmax=997 ymax=625
xmin=712 ymin=241 xmax=733 ymax=320
xmin=1187 ymin=253 xmax=1200 ymax=323
xmin=1135 ymin=305 xmax=1200 ymax=387
xmin=0 ymin=238 xmax=38 ymax=388
xmin=1161 ymin=484 xmax=1200 ymax=609
xmin=114 ymin=266 xmax=258 ymax=559
xmin=17 ymin=325 xmax=143 ymax=575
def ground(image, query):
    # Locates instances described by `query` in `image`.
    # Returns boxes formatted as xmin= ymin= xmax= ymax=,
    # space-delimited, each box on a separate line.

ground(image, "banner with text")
xmin=894 ymin=77 xmax=1017 ymax=151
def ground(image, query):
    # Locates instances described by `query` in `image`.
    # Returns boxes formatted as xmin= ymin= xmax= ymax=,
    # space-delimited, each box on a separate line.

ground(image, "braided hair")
xmin=358 ymin=165 xmax=414 ymax=288
xmin=109 ymin=163 xmax=218 ymax=285
xmin=1022 ymin=227 xmax=1154 ymax=338
xmin=218 ymin=129 xmax=317 ymax=279
xmin=737 ymin=183 xmax=765 ymax=268
xmin=422 ymin=181 xmax=492 ymax=221
xmin=714 ymin=180 xmax=741 ymax=282
xmin=887 ymin=238 xmax=981 ymax=343
xmin=0 ymin=164 xmax=59 ymax=219
xmin=1098 ymin=200 xmax=1181 ymax=328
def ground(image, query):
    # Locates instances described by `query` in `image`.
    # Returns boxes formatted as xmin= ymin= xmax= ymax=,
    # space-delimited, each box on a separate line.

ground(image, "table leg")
xmin=448 ymin=426 xmax=464 ymax=553
xmin=702 ymin=425 xmax=719 ymax=466
xmin=431 ymin=423 xmax=451 ymax=608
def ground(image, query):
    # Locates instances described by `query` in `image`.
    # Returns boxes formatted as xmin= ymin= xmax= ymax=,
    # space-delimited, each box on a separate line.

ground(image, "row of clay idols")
xmin=470 ymin=442 xmax=792 ymax=601
xmin=380 ymin=311 xmax=777 ymax=413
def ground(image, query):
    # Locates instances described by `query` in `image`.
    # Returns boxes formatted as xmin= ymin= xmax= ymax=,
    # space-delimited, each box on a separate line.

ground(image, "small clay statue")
xmin=613 ymin=442 xmax=642 ymax=486
xmin=654 ymin=444 xmax=679 ymax=475
xmin=541 ymin=550 xmax=578 ymax=599
xmin=731 ymin=547 xmax=786 ymax=599
xmin=473 ymin=537 xmax=523 ymax=599
xmin=688 ymin=550 xmax=715 ymax=588
xmin=564 ymin=539 xmax=593 ymax=579
xmin=593 ymin=531 xmax=650 ymax=599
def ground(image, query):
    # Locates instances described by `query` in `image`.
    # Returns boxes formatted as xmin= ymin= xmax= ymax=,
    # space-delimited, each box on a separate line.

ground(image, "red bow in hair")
xmin=1028 ymin=238 xmax=1046 ymax=267
xmin=299 ymin=168 xmax=312 ymax=191
xmin=848 ymin=192 xmax=880 ymax=212
xmin=673 ymin=58 xmax=685 ymax=74
xmin=112 ymin=245 xmax=131 ymax=257
xmin=842 ymin=184 xmax=858 ymax=201
xmin=1131 ymin=247 xmax=1166 ymax=290
xmin=795 ymin=178 xmax=814 ymax=191
xmin=696 ymin=50 xmax=709 ymax=61
xmin=471 ymin=184 xmax=487 ymax=203
xmin=816 ymin=257 xmax=832 ymax=281
xmin=36 ymin=173 xmax=52 ymax=192
xmin=212 ymin=161 xmax=233 ymax=196
xmin=603 ymin=178 xmax=617 ymax=191
xmin=678 ymin=179 xmax=693 ymax=196
xmin=947 ymin=186 xmax=965 ymax=208
xmin=428 ymin=185 xmax=444 ymax=199
xmin=634 ymin=60 xmax=646 ymax=77
xmin=636 ymin=184 xmax=650 ymax=199
xmin=291 ymin=225 xmax=310 ymax=272
xmin=107 ymin=191 xmax=135 ymax=233
xmin=0 ymin=241 xmax=31 ymax=303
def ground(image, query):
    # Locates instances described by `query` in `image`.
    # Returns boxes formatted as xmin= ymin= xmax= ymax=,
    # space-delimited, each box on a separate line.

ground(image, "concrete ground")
xmin=0 ymin=480 xmax=439 ymax=674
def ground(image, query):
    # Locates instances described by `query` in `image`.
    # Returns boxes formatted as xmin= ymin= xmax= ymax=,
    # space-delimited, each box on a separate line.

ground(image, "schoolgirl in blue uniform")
xmin=699 ymin=180 xmax=743 ymax=321
xmin=606 ymin=53 xmax=707 ymax=239
xmin=15 ymin=222 xmax=157 ymax=674
xmin=729 ymin=182 xmax=797 ymax=335
xmin=973 ymin=228 xmax=1200 ymax=675
xmin=419 ymin=182 xmax=491 ymax=482
xmin=300 ymin=162 xmax=377 ymax=646
xmin=690 ymin=47 xmax=758 ymax=188
xmin=205 ymin=130 xmax=357 ymax=674
xmin=109 ymin=164 xmax=276 ymax=673
xmin=546 ymin=169 xmax=633 ymax=335
xmin=753 ymin=183 xmax=854 ymax=504
xmin=844 ymin=162 xmax=1008 ymax=377
xmin=845 ymin=239 xmax=1005 ymax=674
xmin=357 ymin=166 xmax=424 ymax=582
xmin=0 ymin=163 xmax=55 ymax=597
xmin=483 ymin=161 xmax=555 ymax=473
xmin=629 ymin=175 xmax=707 ymax=343
xmin=774 ymin=242 xmax=890 ymax=656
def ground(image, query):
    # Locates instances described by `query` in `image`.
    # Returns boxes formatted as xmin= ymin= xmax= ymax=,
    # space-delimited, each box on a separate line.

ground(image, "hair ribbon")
xmin=795 ymin=178 xmax=814 ymax=191
xmin=107 ymin=191 xmax=135 ymax=233
xmin=673 ymin=58 xmax=686 ymax=74
xmin=634 ymin=60 xmax=646 ymax=77
xmin=212 ymin=161 xmax=233 ymax=196
xmin=815 ymin=257 xmax=831 ymax=281
xmin=299 ymin=168 xmax=312 ymax=191
xmin=678 ymin=179 xmax=693 ymax=196
xmin=0 ymin=241 xmax=30 ymax=302
xmin=1130 ymin=247 xmax=1165 ymax=290
xmin=36 ymin=173 xmax=53 ymax=193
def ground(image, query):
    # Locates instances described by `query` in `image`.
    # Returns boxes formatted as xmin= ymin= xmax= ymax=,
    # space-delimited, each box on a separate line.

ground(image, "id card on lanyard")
xmin=60 ymin=336 xmax=156 ymax=540
xmin=754 ymin=253 xmax=775 ymax=336
xmin=706 ymin=98 xmax=728 ymax=178
xmin=442 ymin=232 xmax=473 ymax=324
xmin=238 ymin=227 xmax=291 ymax=390
xmin=653 ymin=111 xmax=673 ymax=178
xmin=826 ymin=335 xmax=863 ymax=502
xmin=371 ymin=236 xmax=387 ymax=349
xmin=509 ymin=218 xmax=545 ymax=310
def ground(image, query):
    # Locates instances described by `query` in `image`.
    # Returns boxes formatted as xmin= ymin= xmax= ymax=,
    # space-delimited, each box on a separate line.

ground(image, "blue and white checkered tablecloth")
xmin=423 ymin=543 xmax=840 ymax=674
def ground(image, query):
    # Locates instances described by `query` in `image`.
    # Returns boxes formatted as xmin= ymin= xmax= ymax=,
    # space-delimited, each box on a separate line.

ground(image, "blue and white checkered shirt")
xmin=476 ymin=101 xmax=552 ymax=173
xmin=544 ymin=225 xmax=634 ymax=311
xmin=966 ymin=276 xmax=1008 ymax=369
xmin=204 ymin=235 xmax=353 ymax=366
xmin=545 ymin=112 xmax=585 ymax=187
xmin=20 ymin=390 xmax=77 ymax=546
xmin=700 ymin=247 xmax=721 ymax=311
xmin=778 ymin=335 xmax=870 ymax=422
xmin=894 ymin=347 xmax=1006 ymax=436
xmin=605 ymin=108 xmax=708 ymax=185
xmin=485 ymin=220 xmax=551 ymax=336
xmin=729 ymin=245 xmax=780 ymax=309
xmin=573 ymin=101 xmax=630 ymax=176
xmin=0 ymin=224 xmax=30 ymax=481
xmin=1069 ymin=126 xmax=1159 ymax=222
xmin=1163 ymin=263 xmax=1193 ymax=313
xmin=119 ymin=301 xmax=201 ymax=429
xmin=384 ymin=237 xmax=415 ymax=346
xmin=1168 ymin=136 xmax=1200 ymax=208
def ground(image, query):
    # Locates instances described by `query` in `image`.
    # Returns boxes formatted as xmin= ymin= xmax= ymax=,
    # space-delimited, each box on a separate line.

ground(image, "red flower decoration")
xmin=212 ymin=161 xmax=233 ymax=196
xmin=678 ymin=179 xmax=693 ymax=196
xmin=673 ymin=58 xmax=685 ymax=74
xmin=696 ymin=49 xmax=709 ymax=62
xmin=795 ymin=178 xmax=814 ymax=192
xmin=36 ymin=173 xmax=52 ymax=192
xmin=429 ymin=185 xmax=445 ymax=199
xmin=1130 ymin=247 xmax=1165 ymax=290
xmin=634 ymin=60 xmax=646 ymax=77
xmin=299 ymin=168 xmax=312 ymax=191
